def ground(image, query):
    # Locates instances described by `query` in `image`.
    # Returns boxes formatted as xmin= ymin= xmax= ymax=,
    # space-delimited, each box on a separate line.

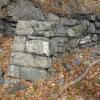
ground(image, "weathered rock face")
xmin=7 ymin=0 xmax=46 ymax=20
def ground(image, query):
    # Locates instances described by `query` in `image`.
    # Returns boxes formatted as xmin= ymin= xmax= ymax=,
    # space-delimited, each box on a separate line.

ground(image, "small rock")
xmin=0 ymin=68 xmax=3 ymax=77
xmin=47 ymin=13 xmax=59 ymax=21
xmin=58 ymin=78 xmax=64 ymax=85
xmin=87 ymin=23 xmax=95 ymax=33
xmin=92 ymin=47 xmax=100 ymax=55
xmin=96 ymin=14 xmax=100 ymax=21
xmin=7 ymin=65 xmax=20 ymax=78
xmin=83 ymin=60 xmax=92 ymax=65
xmin=95 ymin=22 xmax=100 ymax=28
xmin=48 ymin=66 xmax=57 ymax=75
xmin=92 ymin=34 xmax=98 ymax=42
xmin=0 ymin=48 xmax=4 ymax=54
xmin=4 ymin=79 xmax=10 ymax=85
xmin=63 ymin=64 xmax=72 ymax=71
xmin=74 ymin=58 xmax=81 ymax=65
xmin=79 ymin=36 xmax=91 ymax=45
xmin=4 ymin=79 xmax=20 ymax=85
xmin=0 ymin=77 xmax=4 ymax=84
xmin=91 ymin=52 xmax=98 ymax=59
xmin=8 ymin=83 xmax=27 ymax=94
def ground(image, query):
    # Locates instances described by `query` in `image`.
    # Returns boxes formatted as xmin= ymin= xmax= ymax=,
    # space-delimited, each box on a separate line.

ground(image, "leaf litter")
xmin=0 ymin=36 xmax=100 ymax=100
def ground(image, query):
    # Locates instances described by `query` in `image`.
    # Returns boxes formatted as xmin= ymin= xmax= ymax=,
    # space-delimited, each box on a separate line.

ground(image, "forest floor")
xmin=0 ymin=36 xmax=100 ymax=100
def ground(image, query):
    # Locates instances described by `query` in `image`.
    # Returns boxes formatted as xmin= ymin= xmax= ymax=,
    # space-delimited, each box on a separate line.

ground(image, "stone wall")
xmin=5 ymin=14 xmax=100 ymax=82
xmin=0 ymin=0 xmax=100 ymax=84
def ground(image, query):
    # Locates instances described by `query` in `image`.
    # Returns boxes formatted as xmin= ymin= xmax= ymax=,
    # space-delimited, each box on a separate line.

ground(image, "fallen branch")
xmin=67 ymin=59 xmax=100 ymax=86
xmin=58 ymin=59 xmax=100 ymax=96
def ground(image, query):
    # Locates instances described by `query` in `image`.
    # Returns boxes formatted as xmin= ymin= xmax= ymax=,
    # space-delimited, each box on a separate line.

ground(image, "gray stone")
xmin=0 ymin=0 xmax=9 ymax=8
xmin=95 ymin=22 xmax=100 ymax=28
xmin=0 ymin=77 xmax=4 ymax=84
xmin=73 ymin=58 xmax=81 ymax=65
xmin=11 ymin=52 xmax=51 ymax=68
xmin=26 ymin=37 xmax=51 ymax=56
xmin=48 ymin=66 xmax=57 ymax=75
xmin=58 ymin=78 xmax=64 ymax=85
xmin=0 ymin=48 xmax=4 ymax=54
xmin=47 ymin=13 xmax=59 ymax=21
xmin=80 ymin=20 xmax=89 ymax=27
xmin=12 ymin=36 xmax=26 ymax=52
xmin=66 ymin=25 xmax=87 ymax=37
xmin=0 ymin=33 xmax=3 ymax=36
xmin=61 ymin=18 xmax=77 ymax=26
xmin=9 ymin=79 xmax=20 ymax=84
xmin=4 ymin=79 xmax=20 ymax=85
xmin=7 ymin=65 xmax=20 ymax=78
xmin=69 ymin=38 xmax=80 ymax=49
xmin=8 ymin=84 xmax=27 ymax=94
xmin=92 ymin=47 xmax=100 ymax=55
xmin=91 ymin=52 xmax=97 ymax=59
xmin=16 ymin=21 xmax=34 ymax=36
xmin=16 ymin=20 xmax=54 ymax=37
xmin=63 ymin=64 xmax=72 ymax=71
xmin=0 ymin=68 xmax=3 ymax=77
xmin=8 ymin=0 xmax=45 ymax=20
xmin=20 ymin=67 xmax=48 ymax=81
xmin=90 ymin=15 xmax=95 ymax=22
xmin=53 ymin=24 xmax=66 ymax=36
xmin=0 ymin=48 xmax=4 ymax=59
xmin=4 ymin=79 xmax=10 ymax=85
xmin=92 ymin=34 xmax=98 ymax=42
xmin=96 ymin=14 xmax=100 ymax=21
xmin=0 ymin=18 xmax=17 ymax=35
xmin=50 ymin=37 xmax=68 ymax=54
xmin=96 ymin=29 xmax=100 ymax=34
xmin=79 ymin=36 xmax=91 ymax=45
xmin=83 ymin=60 xmax=92 ymax=65
xmin=87 ymin=23 xmax=95 ymax=33
xmin=31 ymin=21 xmax=53 ymax=32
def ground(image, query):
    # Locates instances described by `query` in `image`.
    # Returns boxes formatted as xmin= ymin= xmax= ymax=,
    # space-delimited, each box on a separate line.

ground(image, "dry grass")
xmin=31 ymin=0 xmax=100 ymax=16
xmin=0 ymin=36 xmax=13 ymax=72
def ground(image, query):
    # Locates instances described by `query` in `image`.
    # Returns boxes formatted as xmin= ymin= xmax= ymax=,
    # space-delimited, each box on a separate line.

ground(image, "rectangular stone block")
xmin=26 ymin=37 xmax=50 ymax=56
xmin=16 ymin=20 xmax=55 ymax=37
xmin=16 ymin=21 xmax=34 ymax=36
xmin=66 ymin=25 xmax=87 ymax=37
xmin=20 ymin=67 xmax=48 ymax=81
xmin=26 ymin=36 xmax=68 ymax=56
xmin=12 ymin=36 xmax=26 ymax=52
xmin=11 ymin=52 xmax=51 ymax=68
xmin=50 ymin=37 xmax=68 ymax=54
